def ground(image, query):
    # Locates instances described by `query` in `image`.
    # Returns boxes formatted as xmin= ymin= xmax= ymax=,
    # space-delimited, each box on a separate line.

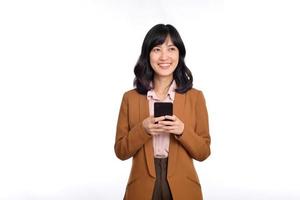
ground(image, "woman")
xmin=114 ymin=24 xmax=211 ymax=200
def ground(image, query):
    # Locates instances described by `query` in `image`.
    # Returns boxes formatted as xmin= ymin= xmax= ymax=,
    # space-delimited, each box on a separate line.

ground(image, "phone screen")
xmin=154 ymin=102 xmax=173 ymax=119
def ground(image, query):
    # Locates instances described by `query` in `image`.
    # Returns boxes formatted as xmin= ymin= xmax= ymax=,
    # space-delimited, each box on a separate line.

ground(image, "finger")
xmin=150 ymin=117 xmax=156 ymax=124
xmin=154 ymin=116 xmax=166 ymax=123
xmin=158 ymin=120 xmax=174 ymax=126
xmin=165 ymin=127 xmax=180 ymax=134
xmin=162 ymin=126 xmax=177 ymax=131
xmin=164 ymin=115 xmax=176 ymax=121
xmin=149 ymin=123 xmax=164 ymax=129
xmin=152 ymin=124 xmax=175 ymax=132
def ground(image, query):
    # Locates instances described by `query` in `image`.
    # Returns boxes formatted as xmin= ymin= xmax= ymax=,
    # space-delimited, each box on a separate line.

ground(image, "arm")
xmin=176 ymin=91 xmax=211 ymax=161
xmin=114 ymin=93 xmax=152 ymax=160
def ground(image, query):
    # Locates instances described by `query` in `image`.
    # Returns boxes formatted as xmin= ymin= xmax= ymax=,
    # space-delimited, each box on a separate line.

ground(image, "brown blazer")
xmin=114 ymin=88 xmax=211 ymax=200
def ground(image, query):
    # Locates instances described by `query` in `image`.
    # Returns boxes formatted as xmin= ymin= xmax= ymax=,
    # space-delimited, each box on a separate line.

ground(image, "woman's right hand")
xmin=142 ymin=116 xmax=166 ymax=136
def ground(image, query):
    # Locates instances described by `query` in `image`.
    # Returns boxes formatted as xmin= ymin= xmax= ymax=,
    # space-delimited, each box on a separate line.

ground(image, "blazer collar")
xmin=168 ymin=92 xmax=185 ymax=177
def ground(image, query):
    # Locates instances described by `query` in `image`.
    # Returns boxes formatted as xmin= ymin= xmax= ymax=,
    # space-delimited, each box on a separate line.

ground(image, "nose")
xmin=159 ymin=49 xmax=168 ymax=60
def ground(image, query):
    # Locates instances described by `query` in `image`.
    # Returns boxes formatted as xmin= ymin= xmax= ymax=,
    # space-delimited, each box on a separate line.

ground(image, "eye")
xmin=152 ymin=47 xmax=160 ymax=52
xmin=169 ymin=47 xmax=177 ymax=51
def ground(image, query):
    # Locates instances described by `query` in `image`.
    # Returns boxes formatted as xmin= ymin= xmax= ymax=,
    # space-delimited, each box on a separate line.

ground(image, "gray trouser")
xmin=152 ymin=158 xmax=173 ymax=200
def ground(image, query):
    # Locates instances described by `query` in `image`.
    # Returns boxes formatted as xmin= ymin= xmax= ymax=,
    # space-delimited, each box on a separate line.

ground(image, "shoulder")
xmin=121 ymin=89 xmax=145 ymax=103
xmin=183 ymin=88 xmax=206 ymax=104
xmin=185 ymin=88 xmax=204 ymax=97
xmin=123 ymin=89 xmax=142 ymax=98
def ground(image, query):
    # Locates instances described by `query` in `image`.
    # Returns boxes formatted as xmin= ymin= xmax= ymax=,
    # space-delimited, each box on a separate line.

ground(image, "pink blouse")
xmin=146 ymin=81 xmax=176 ymax=158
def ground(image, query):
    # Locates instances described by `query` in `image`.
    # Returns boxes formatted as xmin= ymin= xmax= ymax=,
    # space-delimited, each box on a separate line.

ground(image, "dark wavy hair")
xmin=133 ymin=24 xmax=193 ymax=95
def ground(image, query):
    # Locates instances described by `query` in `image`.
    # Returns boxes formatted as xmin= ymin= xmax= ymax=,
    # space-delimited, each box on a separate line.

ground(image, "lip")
xmin=158 ymin=63 xmax=171 ymax=68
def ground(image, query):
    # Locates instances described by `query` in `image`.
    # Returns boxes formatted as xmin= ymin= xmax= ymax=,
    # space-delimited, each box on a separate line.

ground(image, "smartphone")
xmin=154 ymin=102 xmax=173 ymax=121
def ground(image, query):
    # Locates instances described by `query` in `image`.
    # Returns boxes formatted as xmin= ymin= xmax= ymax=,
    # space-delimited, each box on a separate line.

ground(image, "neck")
xmin=153 ymin=76 xmax=173 ymax=95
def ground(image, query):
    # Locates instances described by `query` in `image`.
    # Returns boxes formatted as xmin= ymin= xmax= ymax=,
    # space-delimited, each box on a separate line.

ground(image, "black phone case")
xmin=154 ymin=102 xmax=173 ymax=119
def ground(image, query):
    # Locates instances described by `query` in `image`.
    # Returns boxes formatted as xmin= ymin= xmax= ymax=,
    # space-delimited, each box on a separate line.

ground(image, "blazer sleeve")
xmin=176 ymin=91 xmax=211 ymax=161
xmin=114 ymin=92 xmax=152 ymax=160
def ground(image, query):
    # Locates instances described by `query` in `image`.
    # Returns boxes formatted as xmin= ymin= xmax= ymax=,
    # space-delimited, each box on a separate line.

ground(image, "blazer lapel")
xmin=140 ymin=94 xmax=156 ymax=178
xmin=168 ymin=92 xmax=185 ymax=178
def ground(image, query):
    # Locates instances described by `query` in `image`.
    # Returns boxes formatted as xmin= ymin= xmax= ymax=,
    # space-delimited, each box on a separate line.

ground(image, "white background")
xmin=1 ymin=0 xmax=300 ymax=199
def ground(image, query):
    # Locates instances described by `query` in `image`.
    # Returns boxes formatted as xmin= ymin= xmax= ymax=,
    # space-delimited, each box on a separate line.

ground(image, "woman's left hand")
xmin=158 ymin=115 xmax=184 ymax=136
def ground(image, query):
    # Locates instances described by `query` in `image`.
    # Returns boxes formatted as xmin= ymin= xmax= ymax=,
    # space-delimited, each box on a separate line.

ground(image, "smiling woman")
xmin=149 ymin=35 xmax=179 ymax=78
xmin=134 ymin=24 xmax=193 ymax=95
xmin=114 ymin=24 xmax=211 ymax=200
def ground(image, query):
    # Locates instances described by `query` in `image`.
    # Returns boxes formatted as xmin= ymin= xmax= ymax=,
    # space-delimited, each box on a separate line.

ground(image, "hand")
xmin=158 ymin=115 xmax=184 ymax=136
xmin=142 ymin=116 xmax=167 ymax=136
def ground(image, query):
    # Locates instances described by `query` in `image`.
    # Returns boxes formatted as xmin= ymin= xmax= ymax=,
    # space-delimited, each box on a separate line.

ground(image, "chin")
xmin=157 ymin=72 xmax=173 ymax=77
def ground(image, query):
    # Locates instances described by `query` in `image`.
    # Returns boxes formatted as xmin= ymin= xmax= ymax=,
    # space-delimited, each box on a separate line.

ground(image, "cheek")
xmin=172 ymin=53 xmax=179 ymax=62
xmin=149 ymin=55 xmax=158 ymax=66
xmin=149 ymin=58 xmax=155 ymax=68
xmin=173 ymin=56 xmax=179 ymax=66
xmin=176 ymin=53 xmax=180 ymax=61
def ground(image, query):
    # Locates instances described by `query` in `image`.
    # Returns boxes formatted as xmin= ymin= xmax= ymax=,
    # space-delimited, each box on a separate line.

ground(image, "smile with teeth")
xmin=158 ymin=63 xmax=171 ymax=69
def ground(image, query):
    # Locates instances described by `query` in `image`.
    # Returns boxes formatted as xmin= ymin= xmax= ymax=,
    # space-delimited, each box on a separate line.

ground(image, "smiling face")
xmin=149 ymin=35 xmax=179 ymax=80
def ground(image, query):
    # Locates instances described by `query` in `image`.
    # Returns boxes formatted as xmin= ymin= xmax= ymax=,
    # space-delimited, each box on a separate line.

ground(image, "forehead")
xmin=164 ymin=36 xmax=174 ymax=45
xmin=155 ymin=35 xmax=174 ymax=46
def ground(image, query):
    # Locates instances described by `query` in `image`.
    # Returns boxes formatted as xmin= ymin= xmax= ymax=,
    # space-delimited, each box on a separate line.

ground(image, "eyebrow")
xmin=153 ymin=44 xmax=176 ymax=48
